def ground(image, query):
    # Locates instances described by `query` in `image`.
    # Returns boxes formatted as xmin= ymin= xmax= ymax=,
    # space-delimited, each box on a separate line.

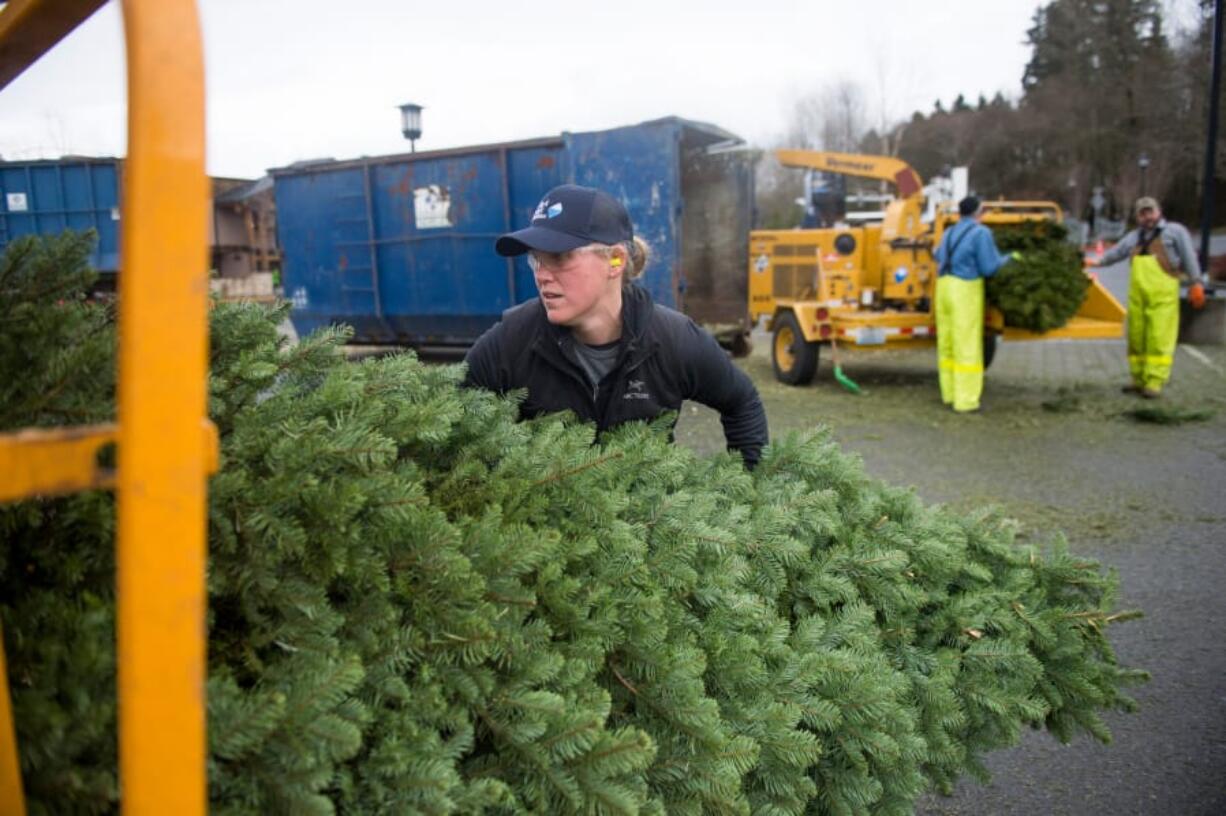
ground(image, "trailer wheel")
xmin=772 ymin=311 xmax=819 ymax=385
xmin=983 ymin=333 xmax=998 ymax=370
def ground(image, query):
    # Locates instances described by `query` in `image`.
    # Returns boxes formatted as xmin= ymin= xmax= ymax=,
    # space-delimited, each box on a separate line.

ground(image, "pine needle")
xmin=1123 ymin=405 xmax=1215 ymax=424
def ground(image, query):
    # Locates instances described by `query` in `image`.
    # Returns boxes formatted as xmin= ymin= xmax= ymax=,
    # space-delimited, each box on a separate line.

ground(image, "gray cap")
xmin=1134 ymin=196 xmax=1160 ymax=214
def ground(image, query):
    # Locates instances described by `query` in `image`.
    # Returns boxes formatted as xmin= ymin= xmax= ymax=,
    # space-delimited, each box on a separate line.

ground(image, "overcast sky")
xmin=0 ymin=0 xmax=1052 ymax=178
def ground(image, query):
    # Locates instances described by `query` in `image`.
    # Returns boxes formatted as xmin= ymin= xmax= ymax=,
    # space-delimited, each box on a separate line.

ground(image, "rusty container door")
xmin=567 ymin=117 xmax=753 ymax=336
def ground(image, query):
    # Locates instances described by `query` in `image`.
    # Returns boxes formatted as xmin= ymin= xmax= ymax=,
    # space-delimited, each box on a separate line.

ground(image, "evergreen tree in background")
xmin=857 ymin=0 xmax=1210 ymax=222
xmin=2 ymin=233 xmax=1146 ymax=815
xmin=763 ymin=0 xmax=1217 ymax=229
xmin=1019 ymin=0 xmax=1175 ymax=207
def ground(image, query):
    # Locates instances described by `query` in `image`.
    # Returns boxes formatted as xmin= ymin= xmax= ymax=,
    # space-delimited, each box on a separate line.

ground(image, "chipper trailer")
xmin=748 ymin=149 xmax=1127 ymax=385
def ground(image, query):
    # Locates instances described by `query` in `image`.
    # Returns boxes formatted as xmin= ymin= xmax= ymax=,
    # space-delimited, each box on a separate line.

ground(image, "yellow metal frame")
xmin=996 ymin=275 xmax=1126 ymax=341
xmin=0 ymin=1 xmax=212 ymax=814
xmin=774 ymin=278 xmax=1124 ymax=348
xmin=980 ymin=201 xmax=1065 ymax=222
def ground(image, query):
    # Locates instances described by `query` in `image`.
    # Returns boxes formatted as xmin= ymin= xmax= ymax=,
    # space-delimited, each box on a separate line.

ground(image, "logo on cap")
xmin=532 ymin=198 xmax=564 ymax=222
xmin=496 ymin=184 xmax=632 ymax=257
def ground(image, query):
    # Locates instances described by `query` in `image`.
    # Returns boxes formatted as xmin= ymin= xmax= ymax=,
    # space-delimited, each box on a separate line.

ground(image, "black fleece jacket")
xmin=463 ymin=285 xmax=768 ymax=468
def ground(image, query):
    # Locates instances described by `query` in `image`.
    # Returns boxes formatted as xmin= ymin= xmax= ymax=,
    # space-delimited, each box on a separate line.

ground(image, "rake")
xmin=829 ymin=335 xmax=861 ymax=394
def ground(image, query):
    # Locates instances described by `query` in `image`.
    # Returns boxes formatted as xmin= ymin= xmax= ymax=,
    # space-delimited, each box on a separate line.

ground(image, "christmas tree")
xmin=1 ymin=232 xmax=1145 ymax=814
xmin=988 ymin=221 xmax=1090 ymax=332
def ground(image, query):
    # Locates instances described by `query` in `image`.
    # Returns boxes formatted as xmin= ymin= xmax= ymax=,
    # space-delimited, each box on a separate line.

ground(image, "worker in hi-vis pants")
xmin=1093 ymin=196 xmax=1205 ymax=398
xmin=933 ymin=196 xmax=1014 ymax=413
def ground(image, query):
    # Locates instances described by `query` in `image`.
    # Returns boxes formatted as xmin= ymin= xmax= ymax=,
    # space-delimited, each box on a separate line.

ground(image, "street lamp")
xmin=1137 ymin=152 xmax=1150 ymax=196
xmin=399 ymin=102 xmax=423 ymax=153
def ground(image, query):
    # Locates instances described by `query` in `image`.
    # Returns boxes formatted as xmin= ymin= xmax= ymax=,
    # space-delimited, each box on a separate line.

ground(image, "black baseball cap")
xmin=495 ymin=184 xmax=633 ymax=256
xmin=958 ymin=195 xmax=982 ymax=217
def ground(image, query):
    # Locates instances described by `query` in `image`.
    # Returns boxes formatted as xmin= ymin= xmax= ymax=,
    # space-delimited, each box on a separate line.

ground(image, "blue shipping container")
xmin=272 ymin=117 xmax=753 ymax=345
xmin=0 ymin=158 xmax=122 ymax=273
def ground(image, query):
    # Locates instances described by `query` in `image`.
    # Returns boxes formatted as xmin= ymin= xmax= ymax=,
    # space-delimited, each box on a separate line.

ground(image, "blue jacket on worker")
xmin=934 ymin=219 xmax=1009 ymax=280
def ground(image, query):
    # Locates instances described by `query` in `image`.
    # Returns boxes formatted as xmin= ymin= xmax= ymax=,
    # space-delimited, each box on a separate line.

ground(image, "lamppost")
xmin=399 ymin=102 xmax=423 ymax=153
xmin=1199 ymin=0 xmax=1224 ymax=270
xmin=1137 ymin=152 xmax=1150 ymax=196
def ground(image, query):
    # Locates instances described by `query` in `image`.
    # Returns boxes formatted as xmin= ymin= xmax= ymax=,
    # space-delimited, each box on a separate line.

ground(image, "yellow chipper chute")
xmin=0 ymin=1 xmax=216 ymax=814
xmin=749 ymin=149 xmax=1125 ymax=387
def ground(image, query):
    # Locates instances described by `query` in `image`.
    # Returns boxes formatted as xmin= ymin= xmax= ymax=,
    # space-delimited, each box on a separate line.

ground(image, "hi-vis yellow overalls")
xmin=1127 ymin=232 xmax=1180 ymax=392
xmin=936 ymin=276 xmax=985 ymax=412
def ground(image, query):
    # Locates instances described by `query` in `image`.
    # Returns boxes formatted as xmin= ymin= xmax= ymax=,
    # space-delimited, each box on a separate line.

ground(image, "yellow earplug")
xmin=610 ymin=257 xmax=623 ymax=268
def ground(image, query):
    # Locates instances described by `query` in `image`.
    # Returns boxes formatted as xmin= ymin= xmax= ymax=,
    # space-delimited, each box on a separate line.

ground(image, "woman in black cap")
xmin=463 ymin=184 xmax=768 ymax=468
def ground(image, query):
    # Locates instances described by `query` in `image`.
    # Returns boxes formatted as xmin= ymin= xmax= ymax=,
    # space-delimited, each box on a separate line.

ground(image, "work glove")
xmin=1189 ymin=282 xmax=1206 ymax=309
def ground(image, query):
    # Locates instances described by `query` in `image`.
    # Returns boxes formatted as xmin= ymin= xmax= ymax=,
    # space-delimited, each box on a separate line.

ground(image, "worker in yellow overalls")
xmin=933 ymin=196 xmax=1013 ymax=413
xmin=1094 ymin=197 xmax=1205 ymax=398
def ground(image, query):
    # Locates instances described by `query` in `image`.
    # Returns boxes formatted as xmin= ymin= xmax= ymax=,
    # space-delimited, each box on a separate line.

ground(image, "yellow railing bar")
xmin=0 ymin=633 xmax=21 ymax=816
xmin=116 ymin=0 xmax=208 ymax=813
xmin=0 ymin=0 xmax=107 ymax=89
xmin=0 ymin=421 xmax=220 ymax=503
xmin=0 ymin=425 xmax=118 ymax=500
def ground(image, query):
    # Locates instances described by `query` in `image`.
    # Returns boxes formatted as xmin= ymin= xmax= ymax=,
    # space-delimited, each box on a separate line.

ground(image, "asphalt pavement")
xmin=906 ymin=280 xmax=1226 ymax=814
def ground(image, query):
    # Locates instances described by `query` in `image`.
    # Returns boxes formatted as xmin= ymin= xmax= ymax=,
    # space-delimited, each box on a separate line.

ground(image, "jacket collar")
xmin=532 ymin=285 xmax=657 ymax=386
xmin=1140 ymin=220 xmax=1166 ymax=240
xmin=618 ymin=283 xmax=654 ymax=343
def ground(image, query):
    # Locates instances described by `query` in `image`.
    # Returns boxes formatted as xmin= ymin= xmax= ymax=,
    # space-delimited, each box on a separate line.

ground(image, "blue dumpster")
xmin=0 ymin=158 xmax=122 ymax=274
xmin=271 ymin=117 xmax=753 ymax=346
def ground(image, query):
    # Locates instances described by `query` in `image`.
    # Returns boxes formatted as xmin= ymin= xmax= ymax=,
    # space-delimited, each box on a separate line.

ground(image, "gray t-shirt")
xmin=572 ymin=339 xmax=621 ymax=389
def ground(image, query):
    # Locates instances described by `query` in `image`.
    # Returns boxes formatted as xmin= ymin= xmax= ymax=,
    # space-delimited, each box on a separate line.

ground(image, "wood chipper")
xmin=748 ymin=149 xmax=1126 ymax=385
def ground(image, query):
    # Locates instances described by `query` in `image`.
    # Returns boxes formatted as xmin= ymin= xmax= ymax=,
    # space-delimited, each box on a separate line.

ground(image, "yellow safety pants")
xmin=936 ymin=275 xmax=985 ymax=412
xmin=1127 ymin=254 xmax=1180 ymax=392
